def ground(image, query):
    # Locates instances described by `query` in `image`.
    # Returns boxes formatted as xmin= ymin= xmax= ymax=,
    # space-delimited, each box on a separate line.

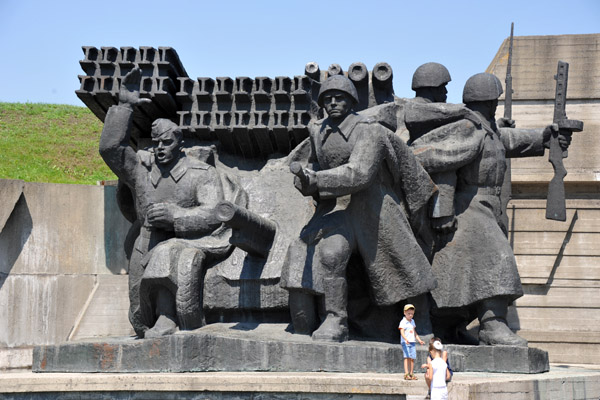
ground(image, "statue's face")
xmin=322 ymin=90 xmax=353 ymax=121
xmin=152 ymin=130 xmax=181 ymax=165
xmin=432 ymin=84 xmax=448 ymax=103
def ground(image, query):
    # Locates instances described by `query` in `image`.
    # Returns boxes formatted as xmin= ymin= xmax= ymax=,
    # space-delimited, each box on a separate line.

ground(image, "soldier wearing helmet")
xmin=411 ymin=62 xmax=452 ymax=104
xmin=100 ymin=68 xmax=246 ymax=339
xmin=410 ymin=72 xmax=572 ymax=346
xmin=281 ymin=75 xmax=437 ymax=342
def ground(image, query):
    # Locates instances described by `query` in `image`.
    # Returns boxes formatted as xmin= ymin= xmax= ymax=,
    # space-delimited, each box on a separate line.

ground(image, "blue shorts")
xmin=402 ymin=342 xmax=416 ymax=359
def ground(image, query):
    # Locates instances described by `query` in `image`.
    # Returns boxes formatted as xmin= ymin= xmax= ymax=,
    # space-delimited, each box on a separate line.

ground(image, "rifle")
xmin=499 ymin=22 xmax=515 ymax=236
xmin=504 ymin=22 xmax=514 ymax=120
xmin=545 ymin=61 xmax=584 ymax=221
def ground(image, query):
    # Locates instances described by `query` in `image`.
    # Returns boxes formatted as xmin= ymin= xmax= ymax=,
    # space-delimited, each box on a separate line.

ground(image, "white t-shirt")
xmin=431 ymin=357 xmax=448 ymax=388
xmin=398 ymin=317 xmax=416 ymax=344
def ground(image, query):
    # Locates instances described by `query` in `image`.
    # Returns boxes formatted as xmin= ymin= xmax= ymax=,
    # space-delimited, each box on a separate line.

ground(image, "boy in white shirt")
xmin=399 ymin=304 xmax=425 ymax=380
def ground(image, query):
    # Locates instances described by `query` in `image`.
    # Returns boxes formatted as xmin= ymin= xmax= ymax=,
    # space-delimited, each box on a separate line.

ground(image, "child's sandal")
xmin=404 ymin=373 xmax=411 ymax=380
xmin=410 ymin=374 xmax=418 ymax=380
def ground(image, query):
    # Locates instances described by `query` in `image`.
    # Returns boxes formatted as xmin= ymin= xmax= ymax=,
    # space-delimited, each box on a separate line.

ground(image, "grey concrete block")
xmin=0 ymin=275 xmax=95 ymax=347
xmin=0 ymin=181 xmax=130 ymax=276
xmin=0 ymin=392 xmax=405 ymax=400
xmin=33 ymin=323 xmax=547 ymax=374
xmin=447 ymin=344 xmax=549 ymax=373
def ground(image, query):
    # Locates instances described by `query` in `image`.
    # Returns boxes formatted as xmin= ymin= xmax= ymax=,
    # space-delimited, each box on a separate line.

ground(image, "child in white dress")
xmin=421 ymin=339 xmax=450 ymax=400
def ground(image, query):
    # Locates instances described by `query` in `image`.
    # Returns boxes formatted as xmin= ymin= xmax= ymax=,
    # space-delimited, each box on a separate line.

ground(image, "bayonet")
xmin=545 ymin=61 xmax=584 ymax=221
xmin=504 ymin=22 xmax=514 ymax=120
xmin=499 ymin=23 xmax=515 ymax=236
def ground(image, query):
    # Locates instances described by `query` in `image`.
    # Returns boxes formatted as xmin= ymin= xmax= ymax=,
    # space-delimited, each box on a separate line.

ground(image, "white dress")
xmin=430 ymin=357 xmax=448 ymax=400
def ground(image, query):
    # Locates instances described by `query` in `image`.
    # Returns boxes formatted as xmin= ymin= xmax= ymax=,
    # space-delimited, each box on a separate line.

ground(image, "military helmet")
xmin=317 ymin=75 xmax=359 ymax=107
xmin=462 ymin=73 xmax=504 ymax=103
xmin=411 ymin=62 xmax=451 ymax=90
xmin=151 ymin=118 xmax=181 ymax=138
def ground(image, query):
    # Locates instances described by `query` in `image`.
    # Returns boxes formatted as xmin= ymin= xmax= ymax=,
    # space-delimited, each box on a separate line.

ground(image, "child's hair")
xmin=428 ymin=337 xmax=444 ymax=356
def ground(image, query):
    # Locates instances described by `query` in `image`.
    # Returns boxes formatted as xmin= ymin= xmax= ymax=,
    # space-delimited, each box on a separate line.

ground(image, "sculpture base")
xmin=33 ymin=323 xmax=548 ymax=374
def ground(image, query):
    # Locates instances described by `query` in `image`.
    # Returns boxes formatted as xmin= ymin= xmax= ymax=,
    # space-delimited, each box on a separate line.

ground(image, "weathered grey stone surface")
xmin=6 ymin=365 xmax=600 ymax=400
xmin=202 ymin=154 xmax=313 ymax=320
xmin=0 ymin=393 xmax=405 ymax=400
xmin=0 ymin=182 xmax=130 ymax=277
xmin=0 ymin=181 xmax=131 ymax=350
xmin=32 ymin=323 xmax=548 ymax=374
xmin=445 ymin=344 xmax=548 ymax=374
xmin=282 ymin=75 xmax=437 ymax=342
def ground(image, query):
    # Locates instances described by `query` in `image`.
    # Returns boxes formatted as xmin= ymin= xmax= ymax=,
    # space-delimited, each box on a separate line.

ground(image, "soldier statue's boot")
xmin=453 ymin=321 xmax=479 ymax=345
xmin=312 ymin=278 xmax=349 ymax=342
xmin=289 ymin=290 xmax=319 ymax=335
xmin=145 ymin=287 xmax=178 ymax=338
xmin=477 ymin=297 xmax=527 ymax=347
xmin=145 ymin=315 xmax=178 ymax=338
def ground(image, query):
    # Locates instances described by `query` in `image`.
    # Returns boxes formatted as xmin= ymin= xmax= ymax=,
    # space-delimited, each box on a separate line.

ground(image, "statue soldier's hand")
xmin=294 ymin=168 xmax=318 ymax=196
xmin=542 ymin=124 xmax=572 ymax=150
xmin=118 ymin=67 xmax=152 ymax=108
xmin=497 ymin=117 xmax=516 ymax=128
xmin=146 ymin=203 xmax=176 ymax=230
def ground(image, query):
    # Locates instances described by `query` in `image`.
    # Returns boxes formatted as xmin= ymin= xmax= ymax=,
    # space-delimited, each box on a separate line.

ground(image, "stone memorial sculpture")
xmin=31 ymin=47 xmax=572 ymax=375
xmin=402 ymin=63 xmax=479 ymax=344
xmin=83 ymin=45 xmax=573 ymax=352
xmin=410 ymin=72 xmax=574 ymax=346
xmin=99 ymin=68 xmax=247 ymax=338
xmin=281 ymin=75 xmax=438 ymax=342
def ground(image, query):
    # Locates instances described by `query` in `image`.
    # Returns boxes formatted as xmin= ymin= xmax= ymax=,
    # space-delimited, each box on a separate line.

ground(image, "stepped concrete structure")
xmin=487 ymin=33 xmax=600 ymax=364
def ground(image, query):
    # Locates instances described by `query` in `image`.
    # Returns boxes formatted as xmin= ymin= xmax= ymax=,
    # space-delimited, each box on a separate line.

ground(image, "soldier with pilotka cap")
xmin=281 ymin=74 xmax=437 ymax=342
xmin=100 ymin=68 xmax=246 ymax=338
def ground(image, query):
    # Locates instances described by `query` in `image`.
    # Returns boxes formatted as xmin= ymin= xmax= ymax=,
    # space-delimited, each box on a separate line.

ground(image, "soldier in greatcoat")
xmin=281 ymin=75 xmax=437 ymax=342
xmin=411 ymin=73 xmax=572 ymax=345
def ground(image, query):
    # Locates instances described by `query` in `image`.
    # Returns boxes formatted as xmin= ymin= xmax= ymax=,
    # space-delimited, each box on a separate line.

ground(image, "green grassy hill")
xmin=0 ymin=103 xmax=117 ymax=184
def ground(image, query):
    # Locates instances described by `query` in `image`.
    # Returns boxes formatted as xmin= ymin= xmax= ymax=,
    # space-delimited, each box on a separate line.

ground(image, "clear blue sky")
xmin=1 ymin=0 xmax=598 ymax=106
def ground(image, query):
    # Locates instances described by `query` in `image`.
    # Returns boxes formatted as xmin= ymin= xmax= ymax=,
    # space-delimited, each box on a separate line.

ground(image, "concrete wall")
xmin=0 ymin=180 xmax=133 ymax=348
xmin=506 ymin=199 xmax=600 ymax=364
xmin=489 ymin=34 xmax=600 ymax=364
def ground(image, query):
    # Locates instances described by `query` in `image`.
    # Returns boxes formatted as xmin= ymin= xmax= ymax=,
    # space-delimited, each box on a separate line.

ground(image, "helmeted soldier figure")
xmin=281 ymin=75 xmax=437 ymax=342
xmin=410 ymin=72 xmax=572 ymax=346
xmin=411 ymin=62 xmax=452 ymax=104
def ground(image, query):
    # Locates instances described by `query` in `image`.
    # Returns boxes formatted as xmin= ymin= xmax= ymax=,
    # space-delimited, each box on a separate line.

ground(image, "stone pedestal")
xmin=33 ymin=323 xmax=548 ymax=374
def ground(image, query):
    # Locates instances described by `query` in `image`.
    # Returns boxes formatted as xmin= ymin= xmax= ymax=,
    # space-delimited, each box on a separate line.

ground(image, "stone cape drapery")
xmin=281 ymin=112 xmax=438 ymax=305
xmin=411 ymin=116 xmax=545 ymax=308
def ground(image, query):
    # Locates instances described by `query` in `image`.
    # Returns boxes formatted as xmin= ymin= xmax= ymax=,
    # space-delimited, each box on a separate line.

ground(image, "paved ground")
xmin=2 ymin=363 xmax=600 ymax=399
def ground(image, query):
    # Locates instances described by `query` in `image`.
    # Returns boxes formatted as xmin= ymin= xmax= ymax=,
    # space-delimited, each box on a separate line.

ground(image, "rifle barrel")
xmin=504 ymin=22 xmax=514 ymax=120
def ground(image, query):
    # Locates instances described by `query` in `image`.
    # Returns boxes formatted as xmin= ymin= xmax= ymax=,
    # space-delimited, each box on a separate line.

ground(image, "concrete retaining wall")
xmin=0 ymin=180 xmax=133 ymax=349
xmin=488 ymin=34 xmax=600 ymax=365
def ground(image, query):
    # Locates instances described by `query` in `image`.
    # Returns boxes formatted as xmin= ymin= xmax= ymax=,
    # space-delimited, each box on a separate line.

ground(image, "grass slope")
xmin=0 ymin=102 xmax=117 ymax=184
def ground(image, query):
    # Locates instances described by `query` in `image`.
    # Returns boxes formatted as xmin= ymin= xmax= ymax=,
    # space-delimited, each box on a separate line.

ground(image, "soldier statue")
xmin=410 ymin=73 xmax=572 ymax=345
xmin=281 ymin=75 xmax=437 ymax=342
xmin=99 ymin=68 xmax=245 ymax=338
